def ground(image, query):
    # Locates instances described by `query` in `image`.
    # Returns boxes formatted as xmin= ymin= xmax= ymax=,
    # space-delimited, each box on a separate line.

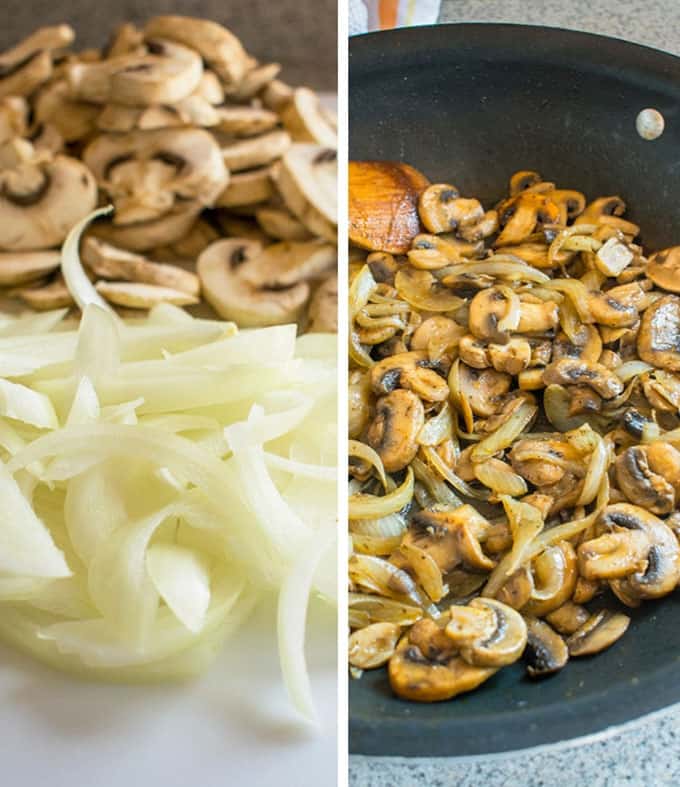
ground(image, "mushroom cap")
xmin=197 ymin=238 xmax=309 ymax=327
xmin=615 ymin=445 xmax=676 ymax=515
xmin=647 ymin=248 xmax=680 ymax=293
xmin=566 ymin=610 xmax=630 ymax=657
xmin=0 ymin=153 xmax=97 ymax=251
xmin=638 ymin=294 xmax=680 ymax=371
xmin=66 ymin=39 xmax=203 ymax=106
xmin=144 ymin=16 xmax=248 ymax=88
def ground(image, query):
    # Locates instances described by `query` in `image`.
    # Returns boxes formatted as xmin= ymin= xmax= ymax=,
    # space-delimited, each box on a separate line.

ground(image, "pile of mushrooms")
xmin=0 ymin=18 xmax=337 ymax=330
xmin=348 ymin=168 xmax=680 ymax=701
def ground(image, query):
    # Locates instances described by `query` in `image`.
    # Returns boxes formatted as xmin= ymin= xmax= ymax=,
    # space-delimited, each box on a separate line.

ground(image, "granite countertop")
xmin=351 ymin=2 xmax=680 ymax=784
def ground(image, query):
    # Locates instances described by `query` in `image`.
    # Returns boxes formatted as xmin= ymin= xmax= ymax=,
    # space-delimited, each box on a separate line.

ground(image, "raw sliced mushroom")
xmin=255 ymin=207 xmax=311 ymax=241
xmin=367 ymin=388 xmax=425 ymax=473
xmin=17 ymin=273 xmax=73 ymax=310
xmin=637 ymin=294 xmax=680 ymax=371
xmin=275 ymin=144 xmax=337 ymax=242
xmin=81 ymin=237 xmax=199 ymax=295
xmin=388 ymin=623 xmax=497 ymax=702
xmin=566 ymin=610 xmax=630 ymax=656
xmin=0 ymin=250 xmax=61 ymax=285
xmin=217 ymin=166 xmax=274 ymax=208
xmin=0 ymin=97 xmax=28 ymax=144
xmin=280 ymin=87 xmax=336 ymax=148
xmin=197 ymin=238 xmax=309 ymax=327
xmin=229 ymin=62 xmax=281 ymax=102
xmin=240 ymin=241 xmax=336 ymax=289
xmin=95 ymin=280 xmax=198 ymax=308
xmin=91 ymin=207 xmax=199 ymax=253
xmin=349 ymin=622 xmax=401 ymax=669
xmin=261 ymin=78 xmax=294 ymax=112
xmin=215 ymin=106 xmax=279 ymax=137
xmin=144 ymin=15 xmax=249 ymax=88
xmin=307 ymin=274 xmax=337 ymax=333
xmin=523 ymin=616 xmax=569 ymax=677
xmin=83 ymin=127 xmax=227 ymax=246
xmin=0 ymin=25 xmax=73 ymax=99
xmin=0 ymin=143 xmax=97 ymax=251
xmin=220 ymin=129 xmax=290 ymax=172
xmin=66 ymin=38 xmax=203 ymax=106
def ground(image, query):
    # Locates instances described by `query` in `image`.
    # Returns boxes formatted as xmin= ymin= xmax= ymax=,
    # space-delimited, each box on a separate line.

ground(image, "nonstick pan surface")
xmin=349 ymin=23 xmax=680 ymax=758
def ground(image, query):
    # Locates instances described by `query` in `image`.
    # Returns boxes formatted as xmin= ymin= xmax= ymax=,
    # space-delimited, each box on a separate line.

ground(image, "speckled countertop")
xmin=350 ymin=2 xmax=680 ymax=785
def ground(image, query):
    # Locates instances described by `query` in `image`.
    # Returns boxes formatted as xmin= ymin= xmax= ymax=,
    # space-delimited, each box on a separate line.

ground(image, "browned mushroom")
xmin=367 ymin=389 xmax=425 ymax=473
xmin=349 ymin=622 xmax=401 ymax=669
xmin=388 ymin=623 xmax=497 ymax=702
xmin=638 ymin=295 xmax=680 ymax=371
xmin=370 ymin=350 xmax=449 ymax=402
xmin=615 ymin=443 xmax=680 ymax=515
xmin=523 ymin=616 xmax=569 ymax=677
xmin=647 ymin=247 xmax=680 ymax=293
xmin=566 ymin=610 xmax=630 ymax=656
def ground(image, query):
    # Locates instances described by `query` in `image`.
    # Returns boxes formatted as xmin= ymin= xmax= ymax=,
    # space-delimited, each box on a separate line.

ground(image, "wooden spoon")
xmin=349 ymin=161 xmax=430 ymax=254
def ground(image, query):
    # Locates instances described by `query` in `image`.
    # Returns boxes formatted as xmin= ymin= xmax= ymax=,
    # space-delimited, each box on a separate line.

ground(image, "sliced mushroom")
xmin=576 ymin=196 xmax=626 ymax=226
xmin=308 ymin=274 xmax=337 ymax=333
xmin=488 ymin=338 xmax=532 ymax=375
xmin=215 ymin=106 xmax=279 ymax=138
xmin=523 ymin=616 xmax=569 ymax=677
xmin=217 ymin=166 xmax=274 ymax=208
xmin=0 ymin=250 xmax=60 ymax=285
xmin=496 ymin=566 xmax=534 ymax=609
xmin=566 ymin=610 xmax=630 ymax=656
xmin=229 ymin=61 xmax=281 ymax=102
xmin=545 ymin=601 xmax=591 ymax=636
xmin=0 ymin=97 xmax=28 ymax=145
xmin=388 ymin=624 xmax=497 ymax=702
xmin=509 ymin=437 xmax=576 ymax=487
xmin=418 ymin=184 xmax=484 ymax=235
xmin=220 ymin=129 xmax=290 ymax=172
xmin=144 ymin=15 xmax=248 ymax=88
xmin=517 ymin=298 xmax=560 ymax=333
xmin=638 ymin=294 xmax=680 ymax=371
xmin=600 ymin=503 xmax=680 ymax=601
xmin=468 ymin=285 xmax=520 ymax=343
xmin=647 ymin=247 xmax=680 ymax=293
xmin=452 ymin=598 xmax=527 ymax=668
xmin=240 ymin=241 xmax=335 ymax=289
xmin=578 ymin=529 xmax=650 ymax=580
xmin=348 ymin=622 xmax=401 ymax=669
xmin=261 ymin=78 xmax=294 ymax=112
xmin=370 ymin=350 xmax=449 ymax=402
xmin=17 ymin=273 xmax=73 ymax=310
xmin=197 ymin=238 xmax=309 ymax=327
xmin=83 ymin=127 xmax=227 ymax=247
xmin=280 ymin=87 xmax=336 ymax=148
xmin=615 ymin=443 xmax=680 ymax=515
xmin=275 ymin=144 xmax=337 ymax=242
xmin=495 ymin=192 xmax=560 ymax=246
xmin=95 ymin=280 xmax=198 ymax=308
xmin=457 ymin=362 xmax=512 ymax=418
xmin=92 ymin=207 xmax=199 ymax=254
xmin=0 ymin=144 xmax=97 ymax=251
xmin=66 ymin=38 xmax=203 ymax=106
xmin=366 ymin=388 xmax=424 ymax=473
xmin=81 ymin=237 xmax=199 ymax=295
xmin=255 ymin=207 xmax=311 ymax=241
xmin=0 ymin=25 xmax=73 ymax=99
xmin=523 ymin=542 xmax=578 ymax=617
xmin=542 ymin=358 xmax=624 ymax=399
xmin=588 ymin=282 xmax=650 ymax=328
xmin=411 ymin=316 xmax=464 ymax=358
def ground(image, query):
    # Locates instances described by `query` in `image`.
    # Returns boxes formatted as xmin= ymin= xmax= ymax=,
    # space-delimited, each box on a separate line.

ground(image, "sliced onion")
xmin=411 ymin=456 xmax=463 ymax=508
xmin=440 ymin=258 xmax=550 ymax=284
xmin=545 ymin=278 xmax=593 ymax=323
xmin=348 ymin=439 xmax=390 ymax=490
xmin=395 ymin=267 xmax=463 ymax=312
xmin=417 ymin=402 xmax=454 ymax=446
xmin=470 ymin=400 xmax=537 ymax=462
xmin=349 ymin=467 xmax=414 ymax=519
xmin=576 ymin=433 xmax=608 ymax=506
xmin=422 ymin=444 xmax=489 ymax=501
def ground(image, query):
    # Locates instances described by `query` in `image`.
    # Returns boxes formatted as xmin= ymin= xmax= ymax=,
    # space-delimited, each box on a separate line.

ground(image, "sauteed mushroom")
xmin=349 ymin=165 xmax=680 ymax=704
xmin=367 ymin=389 xmax=425 ymax=473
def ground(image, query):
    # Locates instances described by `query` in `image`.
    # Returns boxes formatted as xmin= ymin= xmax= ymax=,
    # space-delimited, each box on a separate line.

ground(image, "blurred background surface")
xmin=0 ymin=0 xmax=337 ymax=90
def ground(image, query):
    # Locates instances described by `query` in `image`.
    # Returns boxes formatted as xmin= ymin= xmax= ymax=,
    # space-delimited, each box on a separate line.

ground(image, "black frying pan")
xmin=349 ymin=23 xmax=680 ymax=758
